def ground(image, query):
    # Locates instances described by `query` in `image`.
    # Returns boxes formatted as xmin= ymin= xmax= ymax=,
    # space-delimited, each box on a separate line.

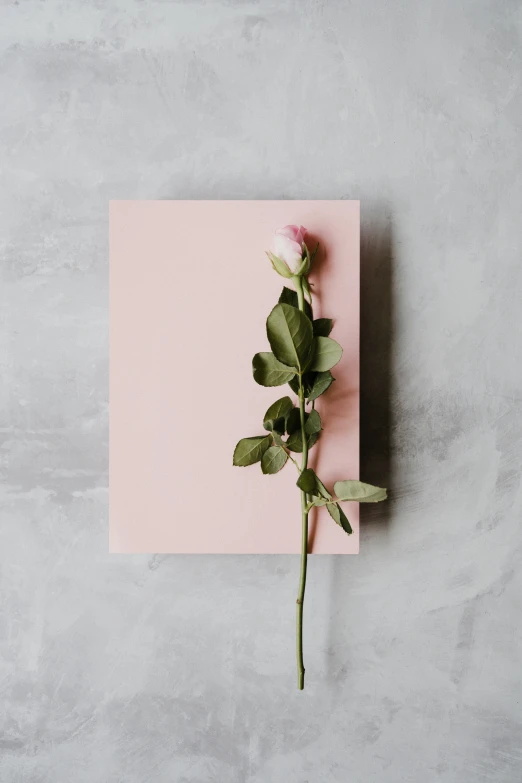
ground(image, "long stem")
xmin=295 ymin=276 xmax=309 ymax=690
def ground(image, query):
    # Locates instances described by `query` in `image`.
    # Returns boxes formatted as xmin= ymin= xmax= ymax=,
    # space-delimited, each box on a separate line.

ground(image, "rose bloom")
xmin=272 ymin=225 xmax=307 ymax=273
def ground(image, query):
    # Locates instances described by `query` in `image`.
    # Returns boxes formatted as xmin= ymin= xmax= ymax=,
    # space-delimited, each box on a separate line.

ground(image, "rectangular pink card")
xmin=110 ymin=201 xmax=360 ymax=554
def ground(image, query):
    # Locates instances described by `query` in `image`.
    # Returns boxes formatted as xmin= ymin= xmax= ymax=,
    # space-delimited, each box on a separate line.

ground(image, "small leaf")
xmin=327 ymin=502 xmax=353 ymax=535
xmin=308 ymin=371 xmax=334 ymax=401
xmin=279 ymin=286 xmax=312 ymax=320
xmin=309 ymin=336 xmax=343 ymax=372
xmin=334 ymin=480 xmax=387 ymax=503
xmin=286 ymin=430 xmax=319 ymax=453
xmin=296 ymin=468 xmax=332 ymax=500
xmin=233 ymin=435 xmax=272 ymax=467
xmin=267 ymin=303 xmax=313 ymax=371
xmin=313 ymin=318 xmax=333 ymax=337
xmin=308 ymin=431 xmax=320 ymax=451
xmin=252 ymin=352 xmax=295 ymax=387
xmin=311 ymin=498 xmax=329 ymax=507
xmin=314 ymin=474 xmax=332 ymax=500
xmin=296 ymin=468 xmax=318 ymax=493
xmin=286 ymin=430 xmax=302 ymax=452
xmin=286 ymin=408 xmax=302 ymax=435
xmin=261 ymin=446 xmax=288 ymax=474
xmin=305 ymin=408 xmax=322 ymax=435
xmin=267 ymin=251 xmax=293 ymax=279
xmin=263 ymin=396 xmax=294 ymax=432
xmin=287 ymin=408 xmax=321 ymax=436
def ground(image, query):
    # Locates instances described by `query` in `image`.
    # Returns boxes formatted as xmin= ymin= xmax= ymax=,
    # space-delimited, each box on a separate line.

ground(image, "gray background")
xmin=1 ymin=1 xmax=521 ymax=781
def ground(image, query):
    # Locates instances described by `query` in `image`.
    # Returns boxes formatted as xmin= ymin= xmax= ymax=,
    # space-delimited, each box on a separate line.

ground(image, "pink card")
xmin=110 ymin=201 xmax=360 ymax=554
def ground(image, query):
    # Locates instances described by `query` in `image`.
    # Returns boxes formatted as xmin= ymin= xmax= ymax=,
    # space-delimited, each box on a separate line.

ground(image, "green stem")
xmin=287 ymin=452 xmax=300 ymax=470
xmin=295 ymin=275 xmax=309 ymax=690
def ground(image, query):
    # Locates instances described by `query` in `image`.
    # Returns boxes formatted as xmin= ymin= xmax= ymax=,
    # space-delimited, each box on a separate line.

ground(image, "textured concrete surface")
xmin=1 ymin=1 xmax=522 ymax=781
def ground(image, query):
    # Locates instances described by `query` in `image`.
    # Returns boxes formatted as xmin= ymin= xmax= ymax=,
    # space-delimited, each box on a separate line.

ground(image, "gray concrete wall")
xmin=1 ymin=1 xmax=521 ymax=781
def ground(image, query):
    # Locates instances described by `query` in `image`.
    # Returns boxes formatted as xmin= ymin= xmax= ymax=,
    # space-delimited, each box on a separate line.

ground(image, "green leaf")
xmin=261 ymin=446 xmax=288 ymax=474
xmin=305 ymin=408 xmax=322 ymax=435
xmin=307 ymin=433 xmax=320 ymax=451
xmin=313 ymin=318 xmax=333 ymax=337
xmin=327 ymin=502 xmax=353 ymax=535
xmin=272 ymin=431 xmax=285 ymax=447
xmin=334 ymin=480 xmax=387 ymax=503
xmin=267 ymin=252 xmax=293 ymax=279
xmin=286 ymin=430 xmax=319 ymax=453
xmin=314 ymin=474 xmax=332 ymax=500
xmin=287 ymin=408 xmax=321 ymax=436
xmin=296 ymin=468 xmax=332 ymax=500
xmin=296 ymin=468 xmax=318 ymax=493
xmin=267 ymin=303 xmax=313 ymax=371
xmin=279 ymin=286 xmax=313 ymax=320
xmin=263 ymin=396 xmax=294 ymax=432
xmin=252 ymin=353 xmax=296 ymax=387
xmin=289 ymin=376 xmax=299 ymax=395
xmin=309 ymin=336 xmax=343 ymax=372
xmin=272 ymin=417 xmax=286 ymax=433
xmin=233 ymin=435 xmax=272 ymax=467
xmin=308 ymin=371 xmax=334 ymax=401
xmin=286 ymin=430 xmax=302 ymax=452
xmin=286 ymin=408 xmax=302 ymax=435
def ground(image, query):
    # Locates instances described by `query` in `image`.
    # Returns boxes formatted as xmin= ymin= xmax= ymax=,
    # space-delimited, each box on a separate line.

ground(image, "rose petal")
xmin=272 ymin=234 xmax=302 ymax=272
xmin=295 ymin=225 xmax=307 ymax=245
xmin=276 ymin=225 xmax=300 ymax=242
xmin=275 ymin=225 xmax=307 ymax=246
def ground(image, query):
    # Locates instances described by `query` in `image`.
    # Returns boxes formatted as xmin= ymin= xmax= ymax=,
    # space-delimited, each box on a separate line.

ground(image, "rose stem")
xmin=295 ymin=275 xmax=309 ymax=690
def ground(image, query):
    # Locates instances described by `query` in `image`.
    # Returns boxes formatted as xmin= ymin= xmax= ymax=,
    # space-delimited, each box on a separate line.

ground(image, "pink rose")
xmin=267 ymin=224 xmax=308 ymax=278
xmin=276 ymin=224 xmax=307 ymax=247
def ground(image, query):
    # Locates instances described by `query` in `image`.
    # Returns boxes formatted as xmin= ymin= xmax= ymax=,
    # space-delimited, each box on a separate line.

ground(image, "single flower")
xmin=234 ymin=222 xmax=388 ymax=690
xmin=267 ymin=224 xmax=310 ymax=278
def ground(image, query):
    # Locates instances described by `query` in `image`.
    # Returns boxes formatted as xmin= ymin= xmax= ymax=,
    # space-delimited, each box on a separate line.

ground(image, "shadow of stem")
xmin=324 ymin=204 xmax=396 ymax=685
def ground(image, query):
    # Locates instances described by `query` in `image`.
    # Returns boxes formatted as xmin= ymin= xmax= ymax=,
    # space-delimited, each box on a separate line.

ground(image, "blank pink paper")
xmin=110 ymin=201 xmax=360 ymax=554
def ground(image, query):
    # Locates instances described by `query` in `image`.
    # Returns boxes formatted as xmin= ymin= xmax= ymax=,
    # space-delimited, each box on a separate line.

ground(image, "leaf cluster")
xmin=251 ymin=288 xmax=342 ymax=396
xmin=233 ymin=284 xmax=387 ymax=536
xmin=232 ymin=394 xmax=322 ymax=473
xmin=297 ymin=469 xmax=387 ymax=535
